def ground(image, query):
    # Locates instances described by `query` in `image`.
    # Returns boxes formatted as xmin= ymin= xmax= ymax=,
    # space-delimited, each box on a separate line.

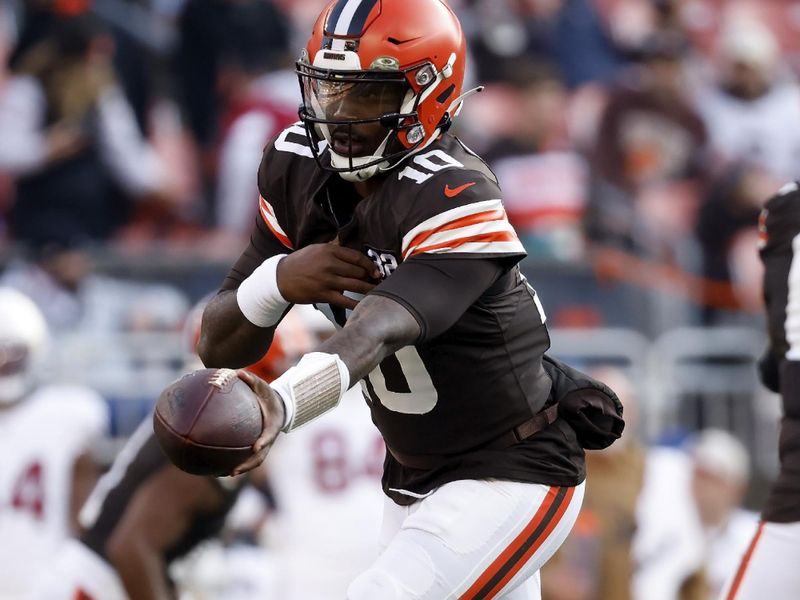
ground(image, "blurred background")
xmin=0 ymin=0 xmax=795 ymax=598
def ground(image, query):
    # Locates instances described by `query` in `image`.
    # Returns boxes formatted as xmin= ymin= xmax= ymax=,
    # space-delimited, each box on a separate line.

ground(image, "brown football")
xmin=153 ymin=368 xmax=263 ymax=476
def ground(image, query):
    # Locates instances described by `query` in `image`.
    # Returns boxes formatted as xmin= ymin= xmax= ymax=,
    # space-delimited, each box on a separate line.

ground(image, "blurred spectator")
xmin=463 ymin=0 xmax=627 ymax=88
xmin=694 ymin=18 xmax=800 ymax=186
xmin=0 ymin=13 xmax=178 ymax=245
xmin=0 ymin=287 xmax=108 ymax=600
xmin=694 ymin=164 xmax=770 ymax=321
xmin=213 ymin=11 xmax=299 ymax=237
xmin=483 ymin=62 xmax=589 ymax=261
xmin=174 ymin=0 xmax=291 ymax=151
xmin=632 ymin=429 xmax=757 ymax=600
xmin=541 ymin=367 xmax=645 ymax=600
xmin=587 ymin=31 xmax=707 ymax=257
xmin=0 ymin=242 xmax=189 ymax=335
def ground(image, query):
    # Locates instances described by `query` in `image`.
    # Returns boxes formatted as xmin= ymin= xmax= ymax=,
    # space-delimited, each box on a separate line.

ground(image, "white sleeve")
xmin=216 ymin=111 xmax=276 ymax=234
xmin=96 ymin=85 xmax=166 ymax=197
xmin=63 ymin=386 xmax=109 ymax=449
xmin=631 ymin=449 xmax=706 ymax=600
xmin=0 ymin=76 xmax=48 ymax=173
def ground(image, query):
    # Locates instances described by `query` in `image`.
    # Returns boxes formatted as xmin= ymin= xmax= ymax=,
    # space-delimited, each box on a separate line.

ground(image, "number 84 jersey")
xmin=253 ymin=126 xmax=585 ymax=504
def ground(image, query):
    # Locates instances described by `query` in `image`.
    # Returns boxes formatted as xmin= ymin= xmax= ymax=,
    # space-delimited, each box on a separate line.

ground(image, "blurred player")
xmin=192 ymin=295 xmax=386 ymax=599
xmin=31 ymin=301 xmax=280 ymax=600
xmin=719 ymin=182 xmax=800 ymax=599
xmin=261 ymin=305 xmax=386 ymax=599
xmin=34 ymin=295 xmax=382 ymax=600
xmin=0 ymin=287 xmax=108 ymax=599
xmin=198 ymin=1 xmax=624 ymax=598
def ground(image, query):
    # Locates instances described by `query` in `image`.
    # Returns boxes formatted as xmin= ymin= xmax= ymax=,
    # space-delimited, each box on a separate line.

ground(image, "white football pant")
xmin=29 ymin=538 xmax=128 ymax=600
xmin=719 ymin=521 xmax=800 ymax=600
xmin=348 ymin=479 xmax=585 ymax=600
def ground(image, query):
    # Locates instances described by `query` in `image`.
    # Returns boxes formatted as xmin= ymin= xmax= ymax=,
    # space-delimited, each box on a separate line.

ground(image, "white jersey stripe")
xmin=414 ymin=240 xmax=526 ymax=256
xmin=259 ymin=196 xmax=293 ymax=249
xmin=79 ymin=418 xmax=153 ymax=529
xmin=405 ymin=220 xmax=516 ymax=257
xmin=785 ymin=233 xmax=800 ymax=359
xmin=401 ymin=199 xmax=507 ymax=256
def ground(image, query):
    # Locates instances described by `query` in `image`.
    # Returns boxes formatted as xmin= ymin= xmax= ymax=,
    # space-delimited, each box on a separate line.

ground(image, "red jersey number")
xmin=11 ymin=461 xmax=45 ymax=520
xmin=311 ymin=431 xmax=384 ymax=494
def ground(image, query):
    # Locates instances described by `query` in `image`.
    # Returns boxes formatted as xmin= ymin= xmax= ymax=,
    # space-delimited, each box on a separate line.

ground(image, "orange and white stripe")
xmin=401 ymin=199 xmax=525 ymax=260
xmin=258 ymin=195 xmax=293 ymax=250
xmin=457 ymin=486 xmax=576 ymax=599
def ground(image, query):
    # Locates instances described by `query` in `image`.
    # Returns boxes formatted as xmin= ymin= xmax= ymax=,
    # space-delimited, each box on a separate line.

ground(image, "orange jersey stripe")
xmin=725 ymin=521 xmax=765 ymax=600
xmin=409 ymin=231 xmax=518 ymax=257
xmin=459 ymin=486 xmax=572 ymax=600
xmin=403 ymin=209 xmax=507 ymax=258
xmin=258 ymin=197 xmax=293 ymax=249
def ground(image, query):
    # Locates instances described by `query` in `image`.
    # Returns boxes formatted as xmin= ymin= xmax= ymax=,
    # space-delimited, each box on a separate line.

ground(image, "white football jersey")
xmin=266 ymin=386 xmax=386 ymax=600
xmin=0 ymin=384 xmax=107 ymax=599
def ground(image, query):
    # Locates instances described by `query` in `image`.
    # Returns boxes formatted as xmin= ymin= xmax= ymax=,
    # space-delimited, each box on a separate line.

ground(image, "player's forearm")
xmin=109 ymin=541 xmax=175 ymax=600
xmin=197 ymin=290 xmax=277 ymax=369
xmin=317 ymin=294 xmax=420 ymax=385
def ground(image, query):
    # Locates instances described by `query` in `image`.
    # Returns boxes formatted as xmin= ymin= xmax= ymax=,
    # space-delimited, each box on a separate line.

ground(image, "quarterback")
xmin=199 ymin=1 xmax=622 ymax=598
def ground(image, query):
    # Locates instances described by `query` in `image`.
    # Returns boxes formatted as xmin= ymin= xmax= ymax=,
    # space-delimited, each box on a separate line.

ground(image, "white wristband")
xmin=236 ymin=254 xmax=290 ymax=327
xmin=270 ymin=352 xmax=350 ymax=432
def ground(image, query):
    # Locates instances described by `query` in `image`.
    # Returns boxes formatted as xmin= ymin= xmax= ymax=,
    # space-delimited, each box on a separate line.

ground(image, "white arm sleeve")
xmin=216 ymin=111 xmax=276 ymax=234
xmin=0 ymin=76 xmax=48 ymax=173
xmin=96 ymin=85 xmax=166 ymax=197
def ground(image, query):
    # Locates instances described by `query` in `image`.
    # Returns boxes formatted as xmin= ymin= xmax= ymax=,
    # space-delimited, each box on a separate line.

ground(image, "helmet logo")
xmin=371 ymin=56 xmax=400 ymax=70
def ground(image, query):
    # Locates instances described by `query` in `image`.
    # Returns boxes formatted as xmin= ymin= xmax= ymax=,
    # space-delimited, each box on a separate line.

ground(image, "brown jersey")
xmin=79 ymin=419 xmax=244 ymax=566
xmin=759 ymin=181 xmax=800 ymax=522
xmin=234 ymin=124 xmax=585 ymax=504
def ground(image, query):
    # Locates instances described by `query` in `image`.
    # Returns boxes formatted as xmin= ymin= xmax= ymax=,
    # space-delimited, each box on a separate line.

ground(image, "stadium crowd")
xmin=0 ymin=0 xmax=795 ymax=599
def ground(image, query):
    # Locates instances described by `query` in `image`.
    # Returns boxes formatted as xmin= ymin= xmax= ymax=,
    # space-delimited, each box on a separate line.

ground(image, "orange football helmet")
xmin=297 ymin=0 xmax=472 ymax=181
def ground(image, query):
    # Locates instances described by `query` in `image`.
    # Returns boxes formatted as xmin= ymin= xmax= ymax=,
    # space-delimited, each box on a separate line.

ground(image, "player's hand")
xmin=232 ymin=370 xmax=286 ymax=475
xmin=277 ymin=241 xmax=380 ymax=310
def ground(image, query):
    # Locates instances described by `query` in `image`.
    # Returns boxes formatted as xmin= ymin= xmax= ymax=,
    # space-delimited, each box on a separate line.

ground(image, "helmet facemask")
xmin=297 ymin=59 xmax=437 ymax=182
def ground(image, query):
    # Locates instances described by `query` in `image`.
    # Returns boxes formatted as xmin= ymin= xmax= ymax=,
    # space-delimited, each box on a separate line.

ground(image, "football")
xmin=153 ymin=368 xmax=263 ymax=476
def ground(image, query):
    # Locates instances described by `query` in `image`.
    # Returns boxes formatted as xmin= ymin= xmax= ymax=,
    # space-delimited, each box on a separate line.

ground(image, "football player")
xmin=0 ymin=288 xmax=108 ymax=599
xmin=719 ymin=182 xmax=800 ymax=599
xmin=34 ymin=289 xmax=380 ymax=600
xmin=198 ymin=1 xmax=622 ymax=598
xmin=31 ymin=296 xmax=289 ymax=600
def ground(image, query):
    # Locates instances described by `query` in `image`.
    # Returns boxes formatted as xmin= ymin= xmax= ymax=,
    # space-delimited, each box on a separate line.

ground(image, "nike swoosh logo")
xmin=444 ymin=182 xmax=476 ymax=198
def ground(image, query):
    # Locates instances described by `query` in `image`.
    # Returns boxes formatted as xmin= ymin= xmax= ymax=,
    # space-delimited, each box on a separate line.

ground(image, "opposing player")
xmin=31 ymin=303 xmax=280 ymax=600
xmin=192 ymin=296 xmax=387 ymax=599
xmin=719 ymin=182 xmax=800 ymax=599
xmin=259 ymin=306 xmax=386 ymax=599
xmin=198 ymin=1 xmax=623 ymax=598
xmin=0 ymin=288 xmax=108 ymax=599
